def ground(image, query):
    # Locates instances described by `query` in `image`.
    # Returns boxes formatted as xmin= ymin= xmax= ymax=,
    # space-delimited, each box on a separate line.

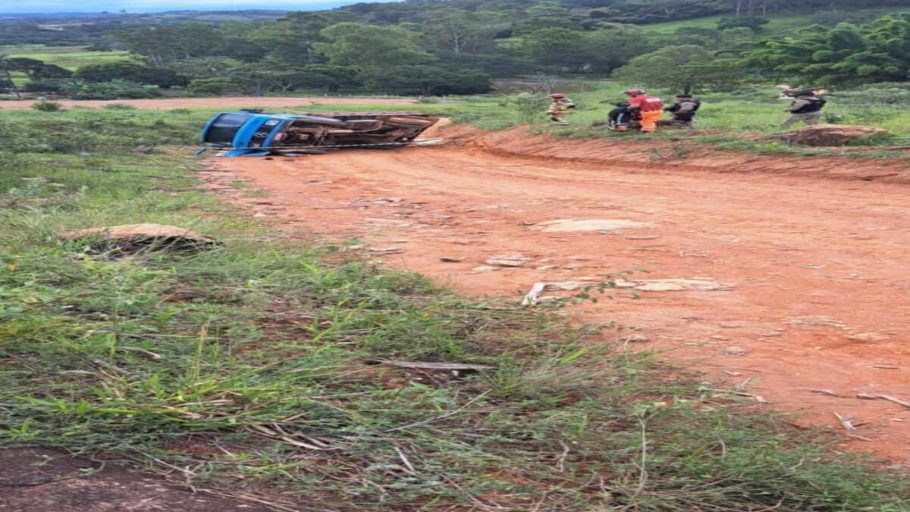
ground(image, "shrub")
xmin=31 ymin=100 xmax=63 ymax=112
xmin=71 ymin=80 xmax=161 ymax=100
xmin=103 ymin=103 xmax=137 ymax=110
xmin=188 ymin=77 xmax=237 ymax=96
xmin=74 ymin=62 xmax=187 ymax=88
xmin=509 ymin=92 xmax=550 ymax=124
xmin=22 ymin=79 xmax=69 ymax=94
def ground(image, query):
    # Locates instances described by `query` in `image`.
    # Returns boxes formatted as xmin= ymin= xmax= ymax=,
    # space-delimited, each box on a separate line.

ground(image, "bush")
xmin=363 ymin=65 xmax=492 ymax=96
xmin=71 ymin=80 xmax=161 ymax=100
xmin=74 ymin=62 xmax=187 ymax=88
xmin=23 ymin=79 xmax=69 ymax=94
xmin=103 ymin=103 xmax=136 ymax=110
xmin=188 ymin=77 xmax=237 ymax=96
xmin=509 ymin=92 xmax=550 ymax=124
xmin=31 ymin=100 xmax=63 ymax=112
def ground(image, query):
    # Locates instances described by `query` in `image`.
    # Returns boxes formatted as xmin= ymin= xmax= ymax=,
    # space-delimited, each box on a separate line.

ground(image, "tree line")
xmin=1 ymin=0 xmax=907 ymax=98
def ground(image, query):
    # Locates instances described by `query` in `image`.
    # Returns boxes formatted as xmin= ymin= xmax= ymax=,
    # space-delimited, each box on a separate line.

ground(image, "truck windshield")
xmin=203 ymin=113 xmax=254 ymax=144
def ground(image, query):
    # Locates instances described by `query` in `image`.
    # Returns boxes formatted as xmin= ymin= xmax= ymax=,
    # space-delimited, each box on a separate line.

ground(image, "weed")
xmin=31 ymin=100 xmax=63 ymax=112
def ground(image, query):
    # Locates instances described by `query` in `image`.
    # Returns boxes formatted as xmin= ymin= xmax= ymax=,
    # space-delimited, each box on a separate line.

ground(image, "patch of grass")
xmin=0 ymin=108 xmax=908 ymax=511
xmin=0 ymin=44 xmax=134 ymax=71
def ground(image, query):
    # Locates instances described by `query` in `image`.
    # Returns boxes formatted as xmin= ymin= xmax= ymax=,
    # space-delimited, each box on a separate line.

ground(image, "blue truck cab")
xmin=200 ymin=110 xmax=440 ymax=157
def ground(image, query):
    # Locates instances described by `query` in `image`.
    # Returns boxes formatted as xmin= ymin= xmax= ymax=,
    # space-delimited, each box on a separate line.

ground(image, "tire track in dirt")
xmin=205 ymin=127 xmax=910 ymax=464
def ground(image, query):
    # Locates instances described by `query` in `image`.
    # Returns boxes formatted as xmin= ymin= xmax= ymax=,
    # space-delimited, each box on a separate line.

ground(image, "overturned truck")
xmin=201 ymin=110 xmax=441 ymax=156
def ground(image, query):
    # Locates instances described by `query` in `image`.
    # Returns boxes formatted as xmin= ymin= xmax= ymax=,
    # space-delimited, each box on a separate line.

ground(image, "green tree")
xmin=747 ymin=16 xmax=910 ymax=85
xmin=614 ymin=45 xmax=745 ymax=93
xmin=250 ymin=12 xmax=346 ymax=66
xmin=315 ymin=23 xmax=434 ymax=70
xmin=118 ymin=24 xmax=222 ymax=66
xmin=362 ymin=65 xmax=491 ymax=95
xmin=418 ymin=8 xmax=501 ymax=54
xmin=74 ymin=62 xmax=186 ymax=88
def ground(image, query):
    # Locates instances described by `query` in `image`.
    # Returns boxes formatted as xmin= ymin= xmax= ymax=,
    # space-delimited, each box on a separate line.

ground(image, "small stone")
xmin=485 ymin=254 xmax=531 ymax=267
xmin=472 ymin=265 xmax=498 ymax=273
xmin=622 ymin=334 xmax=650 ymax=343
xmin=724 ymin=346 xmax=748 ymax=357
xmin=710 ymin=335 xmax=729 ymax=341
xmin=847 ymin=332 xmax=890 ymax=343
xmin=368 ymin=247 xmax=404 ymax=255
xmin=440 ymin=257 xmax=463 ymax=263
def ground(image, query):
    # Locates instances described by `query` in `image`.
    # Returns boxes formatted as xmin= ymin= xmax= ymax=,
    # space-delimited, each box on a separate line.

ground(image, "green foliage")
xmin=516 ymin=25 xmax=654 ymax=74
xmin=748 ymin=14 xmax=910 ymax=86
xmin=717 ymin=16 xmax=770 ymax=31
xmin=615 ymin=45 xmax=746 ymax=93
xmin=74 ymin=61 xmax=187 ymax=88
xmin=70 ymin=80 xmax=161 ymax=100
xmin=510 ymin=92 xmax=551 ymax=124
xmin=187 ymin=77 xmax=237 ymax=96
xmin=315 ymin=22 xmax=434 ymax=69
xmin=362 ymin=65 xmax=492 ymax=95
xmin=30 ymin=100 xmax=62 ymax=112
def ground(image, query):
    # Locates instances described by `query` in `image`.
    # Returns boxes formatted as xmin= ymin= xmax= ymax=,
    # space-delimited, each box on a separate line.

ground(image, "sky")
xmin=0 ymin=0 xmax=398 ymax=14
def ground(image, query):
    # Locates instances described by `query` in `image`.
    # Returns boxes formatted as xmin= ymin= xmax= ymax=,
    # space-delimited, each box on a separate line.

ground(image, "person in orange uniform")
xmin=623 ymin=88 xmax=663 ymax=133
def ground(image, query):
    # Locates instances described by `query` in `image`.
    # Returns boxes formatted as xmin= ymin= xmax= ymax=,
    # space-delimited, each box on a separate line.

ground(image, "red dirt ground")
xmin=0 ymin=448 xmax=272 ymax=512
xmin=0 ymin=96 xmax=414 ymax=110
xmin=205 ymin=126 xmax=910 ymax=465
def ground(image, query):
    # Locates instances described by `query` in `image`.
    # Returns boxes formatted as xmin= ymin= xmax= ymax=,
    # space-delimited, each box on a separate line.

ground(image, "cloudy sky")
xmin=0 ymin=0 xmax=396 ymax=14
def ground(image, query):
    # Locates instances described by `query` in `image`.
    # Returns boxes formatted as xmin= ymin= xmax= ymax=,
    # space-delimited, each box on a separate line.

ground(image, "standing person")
xmin=547 ymin=93 xmax=575 ymax=125
xmin=783 ymin=90 xmax=826 ymax=127
xmin=623 ymin=89 xmax=663 ymax=133
xmin=664 ymin=94 xmax=701 ymax=127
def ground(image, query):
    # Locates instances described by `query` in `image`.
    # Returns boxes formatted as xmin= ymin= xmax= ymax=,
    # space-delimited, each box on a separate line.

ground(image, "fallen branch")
xmin=856 ymin=393 xmax=910 ymax=409
xmin=368 ymin=359 xmax=495 ymax=372
xmin=833 ymin=412 xmax=857 ymax=431
xmin=521 ymin=282 xmax=546 ymax=307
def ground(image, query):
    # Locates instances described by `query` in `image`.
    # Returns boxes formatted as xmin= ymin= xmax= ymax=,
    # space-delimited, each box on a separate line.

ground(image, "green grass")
xmin=416 ymin=82 xmax=910 ymax=156
xmin=0 ymin=106 xmax=908 ymax=510
xmin=0 ymin=44 xmax=134 ymax=71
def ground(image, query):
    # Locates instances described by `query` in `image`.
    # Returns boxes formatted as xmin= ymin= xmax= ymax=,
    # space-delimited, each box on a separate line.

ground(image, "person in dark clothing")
xmin=664 ymin=94 xmax=701 ymax=127
xmin=784 ymin=91 xmax=826 ymax=127
xmin=608 ymin=100 xmax=634 ymax=130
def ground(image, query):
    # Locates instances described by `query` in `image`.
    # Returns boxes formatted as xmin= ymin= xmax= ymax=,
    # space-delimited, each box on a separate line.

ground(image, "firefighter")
xmin=623 ymin=89 xmax=663 ymax=133
xmin=664 ymin=94 xmax=701 ymax=127
xmin=547 ymin=93 xmax=575 ymax=125
xmin=784 ymin=90 xmax=826 ymax=127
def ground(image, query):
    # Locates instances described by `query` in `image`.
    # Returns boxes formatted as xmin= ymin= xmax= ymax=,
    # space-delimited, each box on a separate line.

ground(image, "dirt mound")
xmin=461 ymin=126 xmax=910 ymax=184
xmin=60 ymin=223 xmax=218 ymax=256
xmin=780 ymin=124 xmax=888 ymax=146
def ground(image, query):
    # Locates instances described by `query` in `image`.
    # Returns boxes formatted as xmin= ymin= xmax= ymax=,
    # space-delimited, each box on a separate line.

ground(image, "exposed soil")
xmin=0 ymin=448 xmax=272 ymax=511
xmin=0 ymin=96 xmax=414 ymax=110
xmin=204 ymin=125 xmax=910 ymax=465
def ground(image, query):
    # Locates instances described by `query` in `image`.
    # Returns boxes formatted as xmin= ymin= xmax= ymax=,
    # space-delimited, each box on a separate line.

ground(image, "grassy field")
xmin=414 ymin=82 xmax=910 ymax=156
xmin=0 ymin=44 xmax=134 ymax=70
xmin=0 ymin=104 xmax=909 ymax=510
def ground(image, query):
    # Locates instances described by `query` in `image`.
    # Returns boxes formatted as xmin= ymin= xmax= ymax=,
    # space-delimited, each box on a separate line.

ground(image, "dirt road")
xmin=207 ymin=127 xmax=910 ymax=463
xmin=0 ymin=96 xmax=413 ymax=110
